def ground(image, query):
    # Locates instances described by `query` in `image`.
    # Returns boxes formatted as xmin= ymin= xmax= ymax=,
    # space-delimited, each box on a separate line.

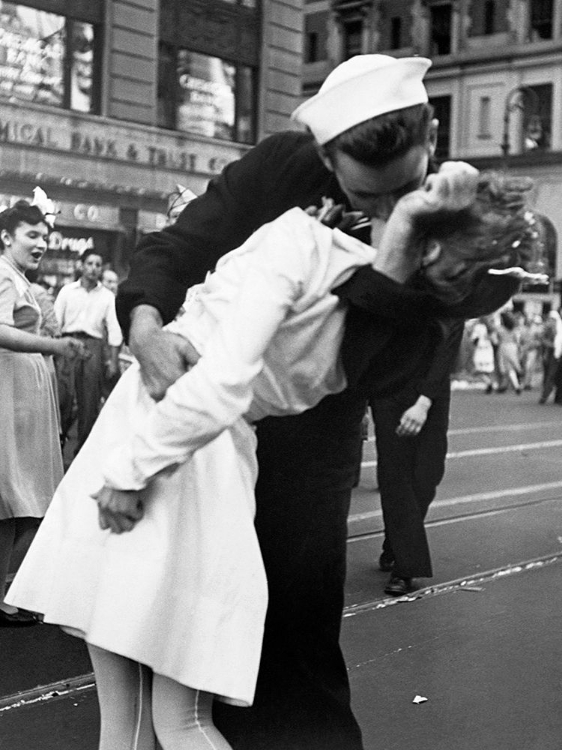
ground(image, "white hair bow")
xmin=31 ymin=186 xmax=58 ymax=228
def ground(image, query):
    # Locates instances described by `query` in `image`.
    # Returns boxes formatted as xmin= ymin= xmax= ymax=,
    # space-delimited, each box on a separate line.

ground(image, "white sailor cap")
xmin=291 ymin=54 xmax=432 ymax=146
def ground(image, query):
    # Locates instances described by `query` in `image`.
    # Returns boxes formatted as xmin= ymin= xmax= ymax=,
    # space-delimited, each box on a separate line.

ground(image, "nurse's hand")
xmin=129 ymin=305 xmax=201 ymax=401
xmin=396 ymin=161 xmax=480 ymax=223
xmin=92 ymin=485 xmax=144 ymax=534
xmin=375 ymin=162 xmax=479 ymax=283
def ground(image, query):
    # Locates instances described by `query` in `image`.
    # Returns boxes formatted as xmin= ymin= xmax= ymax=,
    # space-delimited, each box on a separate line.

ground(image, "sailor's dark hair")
xmin=322 ymin=103 xmax=435 ymax=167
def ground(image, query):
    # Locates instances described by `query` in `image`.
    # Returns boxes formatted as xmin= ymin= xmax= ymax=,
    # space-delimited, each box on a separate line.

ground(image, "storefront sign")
xmin=47 ymin=230 xmax=94 ymax=254
xmin=0 ymin=193 xmax=120 ymax=230
xmin=0 ymin=114 xmax=233 ymax=175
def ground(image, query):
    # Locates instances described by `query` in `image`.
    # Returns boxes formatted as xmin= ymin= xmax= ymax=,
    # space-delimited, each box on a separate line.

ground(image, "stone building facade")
xmin=302 ymin=0 xmax=562 ymax=311
xmin=0 ymin=0 xmax=304 ymax=288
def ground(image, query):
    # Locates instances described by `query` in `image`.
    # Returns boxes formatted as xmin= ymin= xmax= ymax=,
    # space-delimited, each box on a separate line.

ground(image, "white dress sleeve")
xmin=102 ymin=209 xmax=323 ymax=490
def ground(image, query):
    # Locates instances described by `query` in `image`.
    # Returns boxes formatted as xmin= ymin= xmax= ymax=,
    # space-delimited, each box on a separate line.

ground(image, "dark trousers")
xmin=56 ymin=335 xmax=104 ymax=452
xmin=370 ymin=385 xmax=451 ymax=579
xmin=540 ymin=351 xmax=562 ymax=403
xmin=214 ymin=390 xmax=367 ymax=750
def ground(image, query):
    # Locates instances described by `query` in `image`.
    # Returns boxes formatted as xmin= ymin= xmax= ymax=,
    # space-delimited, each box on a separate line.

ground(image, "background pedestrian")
xmin=54 ymin=249 xmax=123 ymax=454
xmin=0 ymin=198 xmax=85 ymax=626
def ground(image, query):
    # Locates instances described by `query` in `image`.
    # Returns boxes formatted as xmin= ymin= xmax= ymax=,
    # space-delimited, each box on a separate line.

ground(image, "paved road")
xmin=346 ymin=387 xmax=562 ymax=749
xmin=1 ymin=387 xmax=562 ymax=749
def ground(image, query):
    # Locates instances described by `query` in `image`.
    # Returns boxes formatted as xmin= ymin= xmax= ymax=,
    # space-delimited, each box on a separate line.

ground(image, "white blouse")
xmin=103 ymin=208 xmax=376 ymax=490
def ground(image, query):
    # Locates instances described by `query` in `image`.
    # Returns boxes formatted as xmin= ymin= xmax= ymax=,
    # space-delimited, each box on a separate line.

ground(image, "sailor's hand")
xmin=129 ymin=306 xmax=200 ymax=401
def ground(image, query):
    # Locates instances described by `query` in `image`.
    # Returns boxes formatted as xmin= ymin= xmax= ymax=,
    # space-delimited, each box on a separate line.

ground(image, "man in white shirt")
xmin=54 ymin=250 xmax=123 ymax=453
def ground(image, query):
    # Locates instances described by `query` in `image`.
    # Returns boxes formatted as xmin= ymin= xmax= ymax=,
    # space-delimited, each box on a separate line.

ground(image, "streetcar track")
xmin=348 ymin=490 xmax=562 ymax=544
xmin=360 ymin=438 xmax=562 ymax=469
xmin=363 ymin=420 xmax=562 ymax=440
xmin=347 ymin=482 xmax=562 ymax=538
xmin=6 ymin=550 xmax=561 ymax=715
xmin=448 ymin=420 xmax=562 ymax=436
xmin=0 ymin=673 xmax=95 ymax=714
xmin=342 ymin=552 xmax=562 ymax=618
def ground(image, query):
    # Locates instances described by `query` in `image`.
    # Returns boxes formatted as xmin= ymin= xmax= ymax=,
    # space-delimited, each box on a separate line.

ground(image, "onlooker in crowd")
xmin=0 ymin=199 xmax=85 ymax=627
xmin=519 ymin=313 xmax=543 ymax=390
xmin=539 ymin=309 xmax=562 ymax=404
xmin=471 ymin=316 xmax=497 ymax=392
xmin=371 ymin=320 xmax=464 ymax=595
xmin=101 ymin=266 xmax=123 ymax=398
xmin=54 ymin=249 xmax=123 ymax=453
xmin=27 ymin=268 xmax=62 ymax=414
xmin=496 ymin=310 xmax=522 ymax=394
xmin=101 ymin=267 xmax=119 ymax=295
xmin=27 ymin=270 xmax=61 ymax=338
xmin=489 ymin=313 xmax=503 ymax=386
xmin=166 ymin=184 xmax=197 ymax=225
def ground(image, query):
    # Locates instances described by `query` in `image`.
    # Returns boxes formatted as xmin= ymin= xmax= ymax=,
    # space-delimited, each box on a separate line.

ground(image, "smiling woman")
xmin=0 ymin=199 xmax=86 ymax=627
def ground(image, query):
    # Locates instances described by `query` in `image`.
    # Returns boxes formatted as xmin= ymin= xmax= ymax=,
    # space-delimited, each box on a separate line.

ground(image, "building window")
xmin=157 ymin=46 xmax=256 ymax=144
xmin=390 ymin=17 xmax=402 ymax=49
xmin=430 ymin=95 xmax=452 ymax=160
xmin=468 ymin=0 xmax=509 ymax=36
xmin=0 ymin=1 xmax=100 ymax=113
xmin=306 ymin=32 xmax=319 ymax=63
xmin=342 ymin=19 xmax=363 ymax=59
xmin=530 ymin=0 xmax=553 ymax=40
xmin=523 ymin=84 xmax=551 ymax=152
xmin=305 ymin=12 xmax=328 ymax=63
xmin=484 ymin=1 xmax=495 ymax=34
xmin=478 ymin=96 xmax=491 ymax=137
xmin=430 ymin=4 xmax=452 ymax=56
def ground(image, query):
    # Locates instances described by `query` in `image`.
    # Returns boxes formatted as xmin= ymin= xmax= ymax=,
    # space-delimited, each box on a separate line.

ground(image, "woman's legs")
xmin=507 ymin=366 xmax=521 ymax=393
xmin=88 ymin=643 xmax=232 ymax=750
xmin=87 ymin=644 xmax=156 ymax=750
xmin=152 ymin=674 xmax=232 ymax=750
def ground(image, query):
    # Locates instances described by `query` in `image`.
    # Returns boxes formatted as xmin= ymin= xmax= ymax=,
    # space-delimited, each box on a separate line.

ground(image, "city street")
xmin=1 ymin=386 xmax=562 ymax=749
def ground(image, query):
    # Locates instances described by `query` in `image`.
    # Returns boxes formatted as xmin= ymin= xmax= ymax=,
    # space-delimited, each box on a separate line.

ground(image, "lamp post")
xmin=500 ymin=85 xmax=541 ymax=166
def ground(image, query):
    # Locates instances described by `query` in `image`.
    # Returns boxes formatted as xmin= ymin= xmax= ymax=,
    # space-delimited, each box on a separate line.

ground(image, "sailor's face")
xmin=327 ymin=145 xmax=431 ymax=220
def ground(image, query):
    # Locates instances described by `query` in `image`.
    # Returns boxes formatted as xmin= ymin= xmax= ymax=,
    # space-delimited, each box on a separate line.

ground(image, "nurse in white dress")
xmin=8 ymin=207 xmax=381 ymax=749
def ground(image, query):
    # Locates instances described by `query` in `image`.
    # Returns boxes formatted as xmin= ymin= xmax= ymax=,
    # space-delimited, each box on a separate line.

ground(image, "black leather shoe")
xmin=0 ymin=608 xmax=39 ymax=627
xmin=378 ymin=551 xmax=395 ymax=572
xmin=384 ymin=575 xmax=417 ymax=597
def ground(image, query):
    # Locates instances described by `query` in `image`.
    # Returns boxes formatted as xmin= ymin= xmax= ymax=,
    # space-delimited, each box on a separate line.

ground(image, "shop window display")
xmin=158 ymin=46 xmax=256 ymax=144
xmin=0 ymin=1 xmax=98 ymax=113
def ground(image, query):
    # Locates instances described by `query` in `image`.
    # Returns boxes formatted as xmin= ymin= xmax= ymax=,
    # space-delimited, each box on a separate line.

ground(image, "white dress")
xmin=7 ymin=209 xmax=376 ymax=707
xmin=471 ymin=322 xmax=495 ymax=374
xmin=0 ymin=258 xmax=63 ymax=519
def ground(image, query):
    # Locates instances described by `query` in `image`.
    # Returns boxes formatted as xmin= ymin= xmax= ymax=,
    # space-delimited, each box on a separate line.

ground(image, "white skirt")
xmin=0 ymin=350 xmax=63 ymax=519
xmin=7 ymin=363 xmax=268 ymax=707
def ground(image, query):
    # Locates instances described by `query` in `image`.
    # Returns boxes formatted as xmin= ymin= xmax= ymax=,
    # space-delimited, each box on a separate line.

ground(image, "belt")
xmin=62 ymin=332 xmax=99 ymax=340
